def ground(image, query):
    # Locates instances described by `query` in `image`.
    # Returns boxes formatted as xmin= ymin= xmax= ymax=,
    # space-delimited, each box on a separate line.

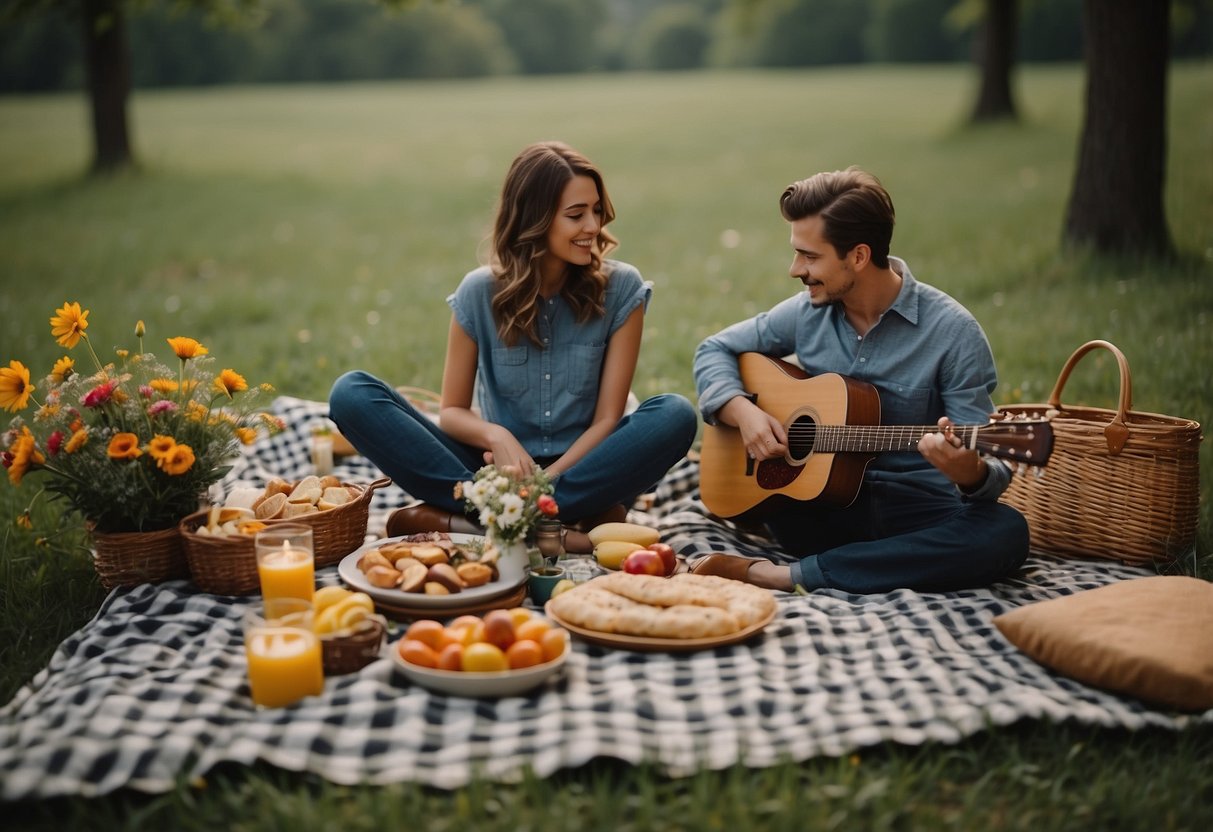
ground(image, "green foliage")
xmin=627 ymin=3 xmax=713 ymax=70
xmin=1 ymin=64 xmax=1211 ymax=820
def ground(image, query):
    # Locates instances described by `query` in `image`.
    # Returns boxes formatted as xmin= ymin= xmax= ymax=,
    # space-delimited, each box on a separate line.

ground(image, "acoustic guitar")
xmin=698 ymin=353 xmax=1053 ymax=519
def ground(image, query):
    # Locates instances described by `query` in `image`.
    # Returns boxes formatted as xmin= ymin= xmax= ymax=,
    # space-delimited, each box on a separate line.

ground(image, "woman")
xmin=329 ymin=141 xmax=697 ymax=549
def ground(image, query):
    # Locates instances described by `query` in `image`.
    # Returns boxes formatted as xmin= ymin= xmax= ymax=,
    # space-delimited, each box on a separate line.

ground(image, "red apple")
xmin=648 ymin=542 xmax=677 ymax=576
xmin=622 ymin=549 xmax=665 ymax=576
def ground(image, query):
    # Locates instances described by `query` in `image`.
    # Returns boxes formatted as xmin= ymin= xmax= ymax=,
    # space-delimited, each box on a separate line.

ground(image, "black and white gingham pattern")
xmin=1 ymin=396 xmax=1208 ymax=800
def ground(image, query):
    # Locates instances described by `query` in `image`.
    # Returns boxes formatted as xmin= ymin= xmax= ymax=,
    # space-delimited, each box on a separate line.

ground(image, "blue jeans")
xmin=328 ymin=371 xmax=698 ymax=523
xmin=769 ymin=467 xmax=1029 ymax=594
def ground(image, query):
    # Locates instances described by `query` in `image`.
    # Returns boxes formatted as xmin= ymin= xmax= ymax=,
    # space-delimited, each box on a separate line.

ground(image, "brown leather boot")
xmin=573 ymin=503 xmax=629 ymax=533
xmin=386 ymin=502 xmax=481 ymax=537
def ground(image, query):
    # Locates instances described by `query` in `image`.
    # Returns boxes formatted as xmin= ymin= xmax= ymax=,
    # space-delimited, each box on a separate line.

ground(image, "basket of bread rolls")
xmin=180 ymin=475 xmax=389 ymax=595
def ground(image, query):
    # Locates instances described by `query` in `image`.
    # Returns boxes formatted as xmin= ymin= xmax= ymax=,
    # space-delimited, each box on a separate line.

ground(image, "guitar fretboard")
xmin=791 ymin=424 xmax=979 ymax=454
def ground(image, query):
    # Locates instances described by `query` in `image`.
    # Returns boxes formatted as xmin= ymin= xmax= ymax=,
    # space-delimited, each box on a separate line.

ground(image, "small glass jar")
xmin=534 ymin=518 xmax=564 ymax=565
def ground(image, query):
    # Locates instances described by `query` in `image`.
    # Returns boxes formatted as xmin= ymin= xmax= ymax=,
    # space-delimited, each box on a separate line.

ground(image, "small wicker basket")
xmin=321 ymin=617 xmax=387 ymax=675
xmin=181 ymin=477 xmax=389 ymax=595
xmin=91 ymin=524 xmax=189 ymax=590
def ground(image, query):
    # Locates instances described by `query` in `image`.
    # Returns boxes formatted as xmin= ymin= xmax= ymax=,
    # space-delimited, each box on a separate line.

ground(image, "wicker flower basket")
xmin=181 ymin=477 xmax=390 ymax=596
xmin=321 ymin=617 xmax=387 ymax=675
xmin=91 ymin=524 xmax=189 ymax=590
xmin=998 ymin=340 xmax=1202 ymax=566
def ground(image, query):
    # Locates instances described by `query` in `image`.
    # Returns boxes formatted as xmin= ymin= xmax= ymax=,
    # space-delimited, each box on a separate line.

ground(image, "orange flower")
xmin=50 ymin=302 xmax=89 ymax=349
xmin=107 ymin=433 xmax=143 ymax=460
xmin=147 ymin=434 xmax=176 ymax=460
xmin=149 ymin=378 xmax=179 ymax=394
xmin=157 ymin=443 xmax=195 ymax=475
xmin=6 ymin=427 xmax=45 ymax=485
xmin=235 ymin=426 xmax=257 ymax=445
xmin=51 ymin=356 xmax=75 ymax=383
xmin=16 ymin=511 xmax=33 ymax=530
xmin=166 ymin=337 xmax=208 ymax=360
xmin=213 ymin=369 xmax=248 ymax=398
xmin=65 ymin=428 xmax=89 ymax=453
xmin=0 ymin=360 xmax=34 ymax=412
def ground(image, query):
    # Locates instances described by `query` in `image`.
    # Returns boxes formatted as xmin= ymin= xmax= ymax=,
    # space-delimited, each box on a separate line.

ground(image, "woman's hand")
xmin=918 ymin=416 xmax=987 ymax=490
xmin=483 ymin=427 xmax=537 ymax=476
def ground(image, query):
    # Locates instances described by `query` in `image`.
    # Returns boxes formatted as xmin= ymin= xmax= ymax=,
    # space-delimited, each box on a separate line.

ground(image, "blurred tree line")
xmin=4 ymin=0 xmax=1208 ymax=92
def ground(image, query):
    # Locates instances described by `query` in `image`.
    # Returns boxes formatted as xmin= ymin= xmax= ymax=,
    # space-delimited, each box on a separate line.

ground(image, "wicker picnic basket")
xmin=321 ymin=616 xmax=387 ymax=675
xmin=997 ymin=340 xmax=1202 ymax=566
xmin=91 ymin=524 xmax=189 ymax=590
xmin=181 ymin=477 xmax=390 ymax=595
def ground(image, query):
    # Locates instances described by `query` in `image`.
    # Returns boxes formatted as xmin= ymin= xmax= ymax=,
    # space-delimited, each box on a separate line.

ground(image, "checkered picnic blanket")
xmin=1 ymin=396 xmax=1208 ymax=800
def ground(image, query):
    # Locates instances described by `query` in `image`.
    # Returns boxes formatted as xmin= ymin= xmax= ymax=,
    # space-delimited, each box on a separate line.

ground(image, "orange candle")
xmin=257 ymin=543 xmax=315 ymax=602
xmin=244 ymin=598 xmax=323 ymax=708
xmin=255 ymin=524 xmax=315 ymax=603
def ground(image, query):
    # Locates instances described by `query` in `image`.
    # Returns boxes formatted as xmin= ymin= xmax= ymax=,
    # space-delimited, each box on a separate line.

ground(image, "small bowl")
xmin=389 ymin=641 xmax=568 ymax=697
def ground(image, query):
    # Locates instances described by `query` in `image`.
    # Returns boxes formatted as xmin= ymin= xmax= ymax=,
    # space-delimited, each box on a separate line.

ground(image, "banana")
xmin=586 ymin=522 xmax=660 ymax=548
xmin=314 ymin=585 xmax=352 ymax=616
xmin=593 ymin=540 xmax=647 ymax=570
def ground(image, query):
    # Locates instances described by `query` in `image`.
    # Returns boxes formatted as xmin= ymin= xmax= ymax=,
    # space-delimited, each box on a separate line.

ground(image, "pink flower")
xmin=147 ymin=400 xmax=177 ymax=416
xmin=82 ymin=382 xmax=115 ymax=408
xmin=139 ymin=385 xmax=154 ymax=398
xmin=537 ymin=494 xmax=559 ymax=517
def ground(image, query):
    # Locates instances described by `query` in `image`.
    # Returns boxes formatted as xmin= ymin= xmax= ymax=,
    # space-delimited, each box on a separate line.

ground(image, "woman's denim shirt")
xmin=448 ymin=260 xmax=650 ymax=460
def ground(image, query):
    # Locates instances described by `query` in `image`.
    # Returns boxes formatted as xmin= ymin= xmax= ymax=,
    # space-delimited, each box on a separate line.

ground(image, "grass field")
xmin=2 ymin=63 xmax=1212 ymax=829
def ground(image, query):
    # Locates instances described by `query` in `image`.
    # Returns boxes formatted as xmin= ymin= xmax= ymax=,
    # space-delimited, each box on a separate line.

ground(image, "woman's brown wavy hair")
xmin=490 ymin=141 xmax=618 ymax=347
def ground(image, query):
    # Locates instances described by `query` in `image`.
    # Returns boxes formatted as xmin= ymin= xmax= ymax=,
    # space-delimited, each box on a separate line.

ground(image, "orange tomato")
xmin=515 ymin=617 xmax=552 ymax=643
xmin=405 ymin=619 xmax=451 ymax=651
xmin=448 ymin=614 xmax=482 ymax=631
xmin=398 ymin=638 xmax=439 ymax=668
xmin=448 ymin=621 xmax=484 ymax=647
xmin=505 ymin=639 xmax=545 ymax=669
xmin=482 ymin=609 xmax=517 ymax=651
xmin=539 ymin=628 xmax=567 ymax=662
xmin=462 ymin=642 xmax=508 ymax=672
xmin=506 ymin=607 xmax=532 ymax=628
xmin=437 ymin=643 xmax=463 ymax=672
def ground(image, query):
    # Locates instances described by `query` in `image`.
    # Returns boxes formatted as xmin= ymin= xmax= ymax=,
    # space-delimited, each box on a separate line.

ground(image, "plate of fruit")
xmin=339 ymin=533 xmax=527 ymax=609
xmin=391 ymin=608 xmax=570 ymax=697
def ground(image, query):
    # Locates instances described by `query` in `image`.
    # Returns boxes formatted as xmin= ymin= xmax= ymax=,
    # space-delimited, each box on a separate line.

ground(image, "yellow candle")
xmin=258 ymin=542 xmax=315 ymax=603
xmin=244 ymin=625 xmax=323 ymax=708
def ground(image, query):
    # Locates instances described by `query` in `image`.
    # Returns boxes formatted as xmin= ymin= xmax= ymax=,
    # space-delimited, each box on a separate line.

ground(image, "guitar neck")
xmin=808 ymin=424 xmax=980 ymax=454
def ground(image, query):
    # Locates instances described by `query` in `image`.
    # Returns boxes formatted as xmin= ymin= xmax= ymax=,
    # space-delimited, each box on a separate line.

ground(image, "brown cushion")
xmin=993 ymin=576 xmax=1213 ymax=712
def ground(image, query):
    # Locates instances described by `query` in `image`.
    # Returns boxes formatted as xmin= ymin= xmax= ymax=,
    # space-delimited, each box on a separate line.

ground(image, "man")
xmin=692 ymin=167 xmax=1028 ymax=593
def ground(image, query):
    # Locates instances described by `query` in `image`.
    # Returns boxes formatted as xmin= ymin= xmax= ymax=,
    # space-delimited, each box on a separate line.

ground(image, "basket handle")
xmin=1046 ymin=339 xmax=1132 ymax=454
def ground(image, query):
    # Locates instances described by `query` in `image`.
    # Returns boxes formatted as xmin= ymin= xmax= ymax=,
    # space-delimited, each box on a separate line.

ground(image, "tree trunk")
xmin=82 ymin=0 xmax=134 ymax=173
xmin=970 ymin=0 xmax=1018 ymax=122
xmin=1063 ymin=0 xmax=1172 ymax=256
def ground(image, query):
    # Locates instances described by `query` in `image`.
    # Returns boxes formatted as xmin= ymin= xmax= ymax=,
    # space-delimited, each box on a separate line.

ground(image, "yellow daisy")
xmin=50 ymin=302 xmax=89 ymax=349
xmin=147 ymin=434 xmax=176 ymax=460
xmin=157 ymin=443 xmax=196 ymax=475
xmin=166 ymin=337 xmax=208 ymax=360
xmin=0 ymin=360 xmax=34 ymax=412
xmin=65 ymin=428 xmax=89 ymax=453
xmin=213 ymin=369 xmax=248 ymax=398
xmin=51 ymin=356 xmax=75 ymax=383
xmin=149 ymin=378 xmax=179 ymax=394
xmin=107 ymin=433 xmax=143 ymax=460
xmin=235 ymin=426 xmax=258 ymax=445
xmin=7 ymin=427 xmax=45 ymax=486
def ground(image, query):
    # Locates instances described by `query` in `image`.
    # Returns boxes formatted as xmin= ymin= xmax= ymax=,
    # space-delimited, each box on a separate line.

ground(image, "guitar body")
xmin=699 ymin=354 xmax=882 ymax=519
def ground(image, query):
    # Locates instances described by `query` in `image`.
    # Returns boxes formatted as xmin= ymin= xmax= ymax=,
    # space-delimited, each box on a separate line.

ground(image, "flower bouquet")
xmin=2 ymin=302 xmax=281 ymax=586
xmin=456 ymin=464 xmax=559 ymax=568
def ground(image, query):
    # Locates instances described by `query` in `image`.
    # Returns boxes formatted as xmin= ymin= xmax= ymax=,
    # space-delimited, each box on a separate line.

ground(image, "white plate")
xmin=338 ymin=534 xmax=528 ymax=610
xmin=390 ymin=641 xmax=568 ymax=697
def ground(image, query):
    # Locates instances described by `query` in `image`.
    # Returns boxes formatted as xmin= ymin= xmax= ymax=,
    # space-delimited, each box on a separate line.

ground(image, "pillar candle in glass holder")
xmin=255 ymin=524 xmax=315 ymax=603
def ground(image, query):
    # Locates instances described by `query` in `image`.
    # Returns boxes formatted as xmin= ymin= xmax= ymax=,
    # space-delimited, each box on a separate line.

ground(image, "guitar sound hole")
xmin=786 ymin=415 xmax=817 ymax=462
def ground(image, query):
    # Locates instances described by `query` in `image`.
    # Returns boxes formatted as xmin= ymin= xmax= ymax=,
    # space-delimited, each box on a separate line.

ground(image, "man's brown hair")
xmin=779 ymin=167 xmax=895 ymax=268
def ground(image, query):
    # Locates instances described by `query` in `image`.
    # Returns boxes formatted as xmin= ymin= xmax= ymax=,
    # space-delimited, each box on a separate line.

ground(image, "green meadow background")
xmin=2 ymin=64 xmax=1212 ymax=827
